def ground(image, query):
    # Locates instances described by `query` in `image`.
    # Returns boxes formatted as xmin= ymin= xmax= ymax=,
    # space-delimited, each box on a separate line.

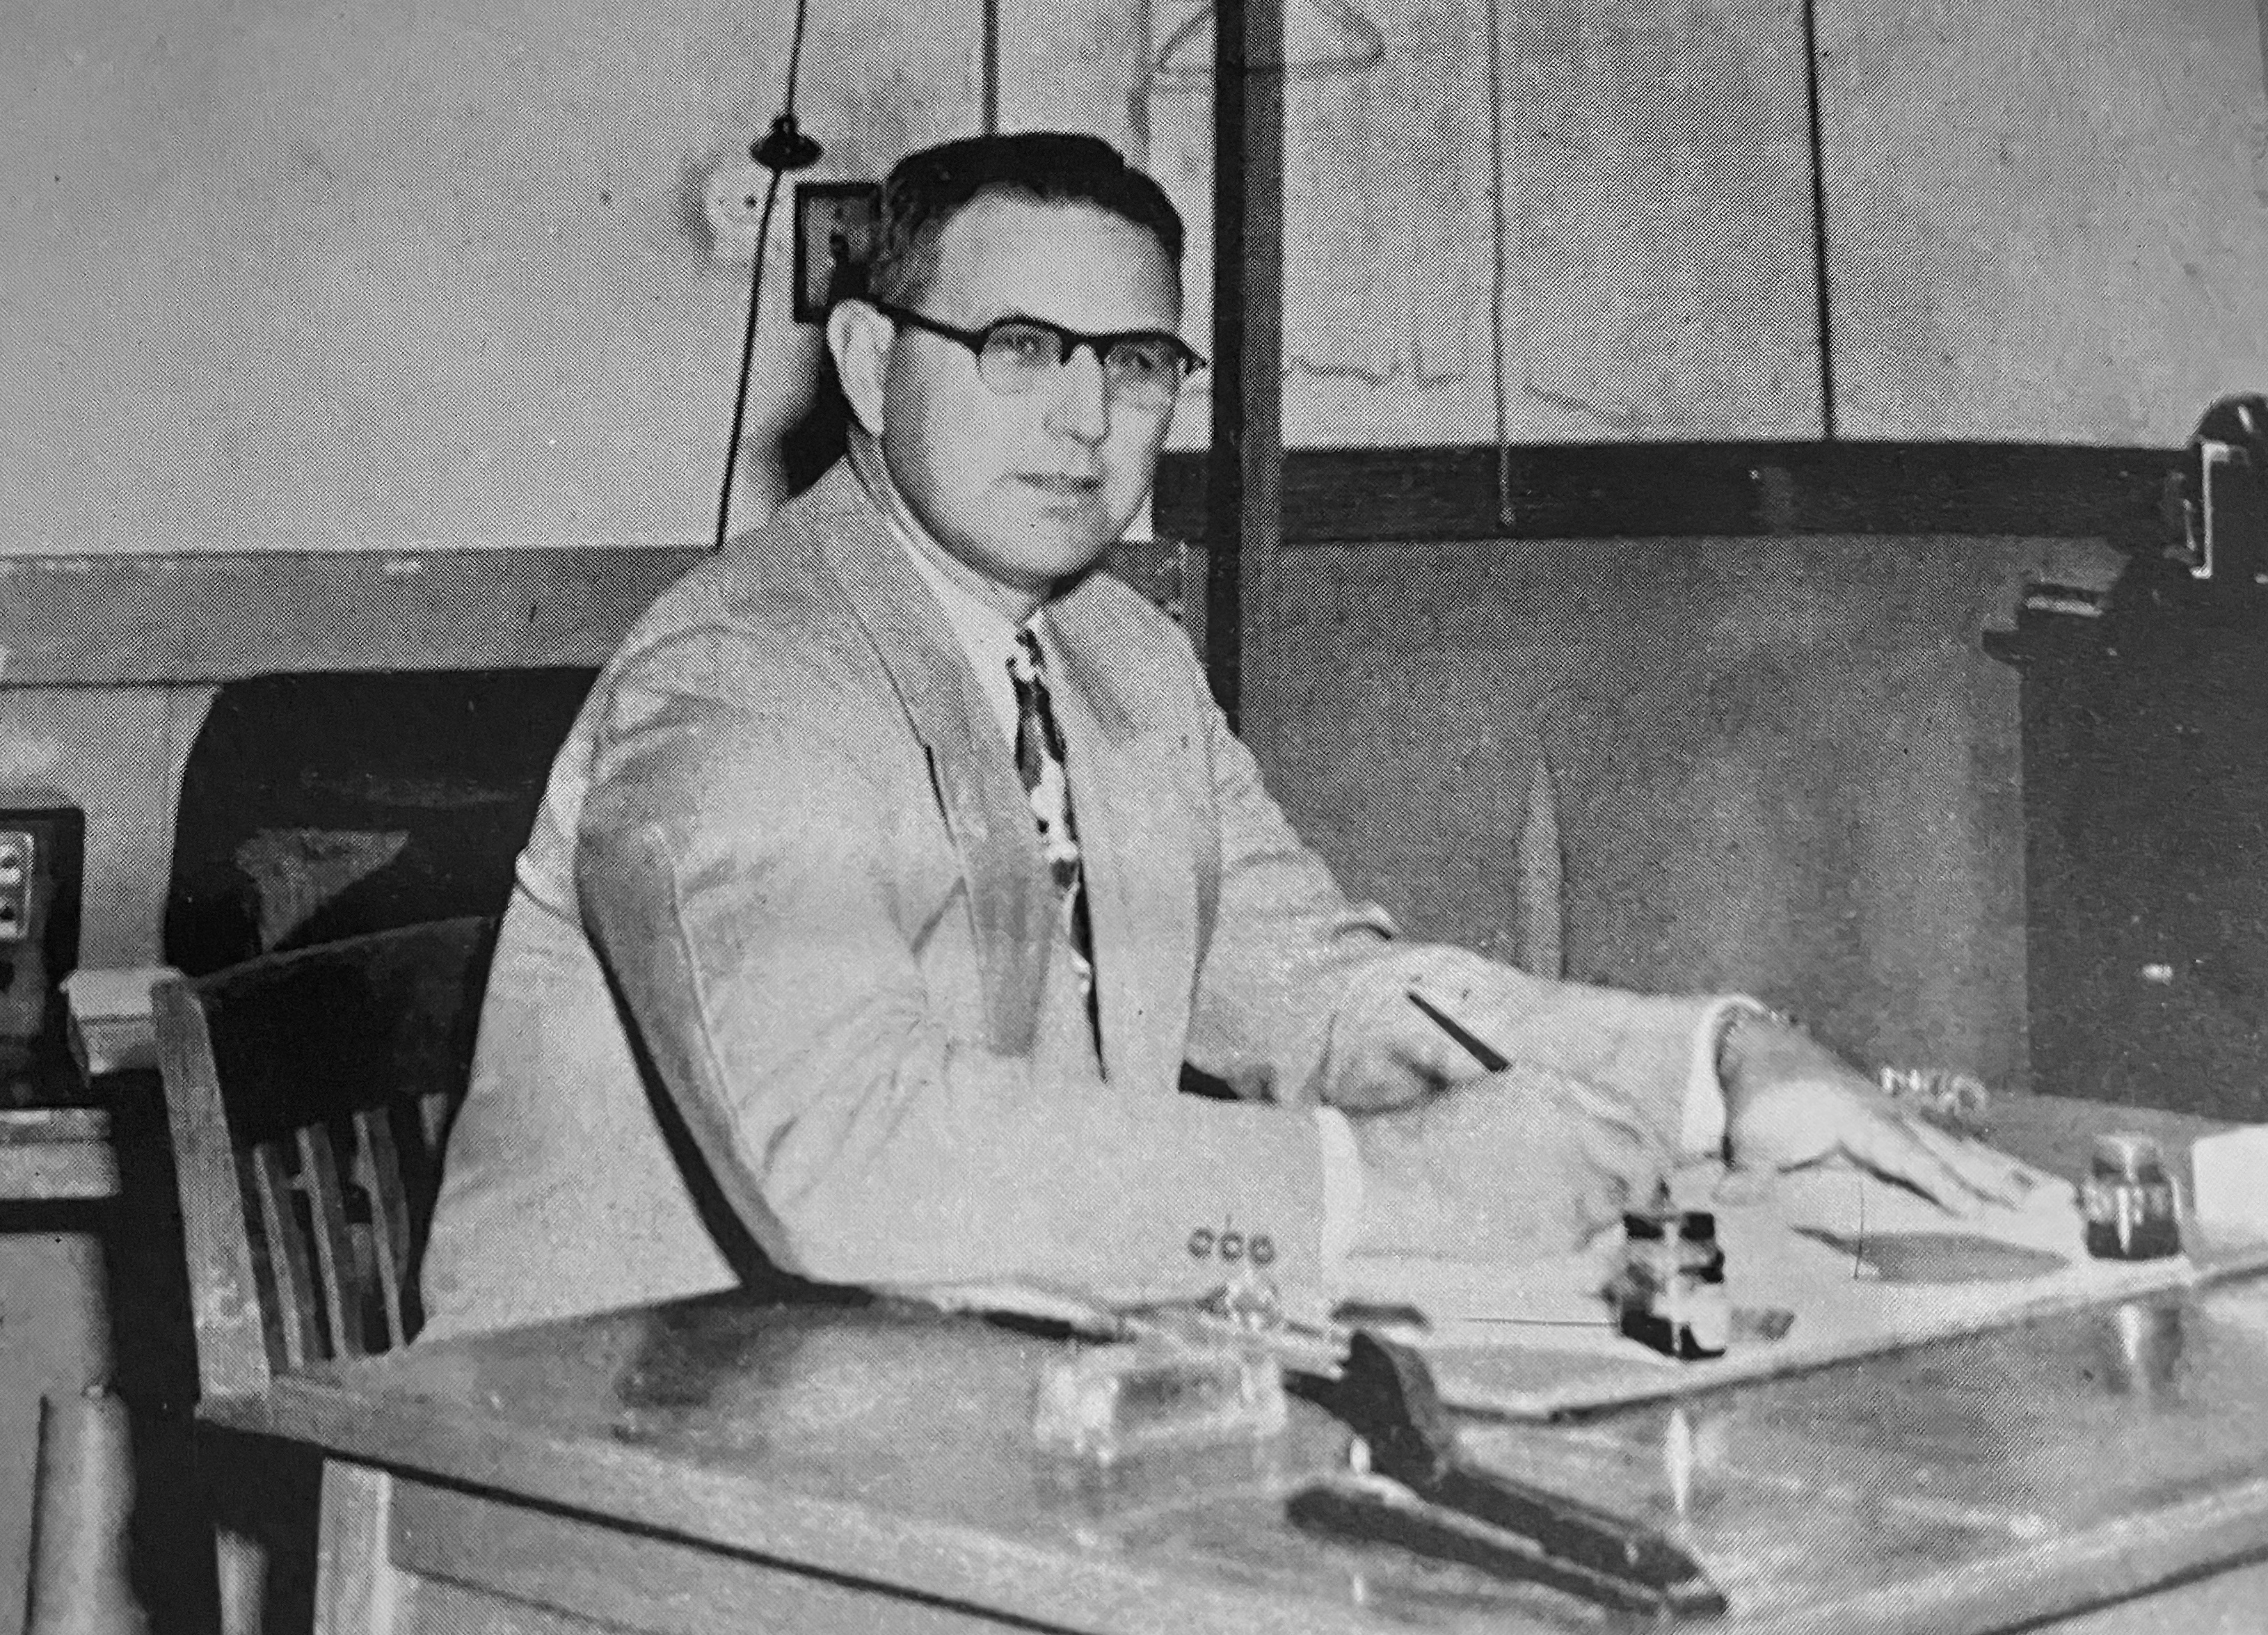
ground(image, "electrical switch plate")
xmin=702 ymin=161 xmax=775 ymax=264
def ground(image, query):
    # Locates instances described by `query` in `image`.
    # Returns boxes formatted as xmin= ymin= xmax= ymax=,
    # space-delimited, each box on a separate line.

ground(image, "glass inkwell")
xmin=2079 ymin=1132 xmax=2182 ymax=1261
xmin=1612 ymin=1192 xmax=1730 ymax=1361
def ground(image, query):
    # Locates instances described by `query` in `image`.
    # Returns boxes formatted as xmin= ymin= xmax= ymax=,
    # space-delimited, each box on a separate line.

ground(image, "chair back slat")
xmin=157 ymin=916 xmax=498 ymax=1398
xmin=416 ymin=1090 xmax=453 ymax=1159
xmin=291 ymin=1124 xmax=363 ymax=1359
xmin=246 ymin=1144 xmax=322 ymax=1377
xmin=353 ymin=1108 xmax=418 ymax=1353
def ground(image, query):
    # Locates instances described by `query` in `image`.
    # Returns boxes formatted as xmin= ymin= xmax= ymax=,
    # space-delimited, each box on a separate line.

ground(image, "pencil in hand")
xmin=1405 ymin=989 xmax=1510 ymax=1073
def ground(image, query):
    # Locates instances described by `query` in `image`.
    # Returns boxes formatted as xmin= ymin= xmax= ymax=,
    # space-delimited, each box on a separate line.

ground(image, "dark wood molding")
xmin=1203 ymin=0 xmax=1284 ymax=727
xmin=1159 ymin=442 xmax=2180 ymax=549
xmin=0 ymin=548 xmax=704 ymax=687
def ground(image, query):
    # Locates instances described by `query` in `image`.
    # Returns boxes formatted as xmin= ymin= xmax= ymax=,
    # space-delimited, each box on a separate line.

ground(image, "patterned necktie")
xmin=1008 ymin=629 xmax=1099 ymax=1053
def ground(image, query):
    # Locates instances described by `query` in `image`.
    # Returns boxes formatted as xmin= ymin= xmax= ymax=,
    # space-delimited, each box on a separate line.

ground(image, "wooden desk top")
xmin=207 ymin=1096 xmax=2268 ymax=1635
xmin=0 ymin=1104 xmax=115 ymax=1201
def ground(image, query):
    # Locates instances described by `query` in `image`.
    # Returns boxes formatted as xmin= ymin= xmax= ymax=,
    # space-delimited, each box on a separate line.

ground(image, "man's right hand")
xmin=1311 ymin=948 xmax=1532 ymax=1112
xmin=1345 ymin=1064 xmax=1661 ymax=1264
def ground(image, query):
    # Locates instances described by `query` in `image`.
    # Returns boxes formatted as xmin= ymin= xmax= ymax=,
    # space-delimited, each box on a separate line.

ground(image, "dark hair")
xmin=863 ymin=132 xmax=1185 ymax=308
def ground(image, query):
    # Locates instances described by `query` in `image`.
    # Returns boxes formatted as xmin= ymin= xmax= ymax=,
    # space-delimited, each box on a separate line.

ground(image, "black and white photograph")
xmin=5 ymin=1 xmax=2268 ymax=1632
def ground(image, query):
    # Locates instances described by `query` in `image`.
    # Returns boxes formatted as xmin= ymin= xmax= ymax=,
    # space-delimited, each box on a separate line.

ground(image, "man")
xmin=420 ymin=132 xmax=2018 ymax=1339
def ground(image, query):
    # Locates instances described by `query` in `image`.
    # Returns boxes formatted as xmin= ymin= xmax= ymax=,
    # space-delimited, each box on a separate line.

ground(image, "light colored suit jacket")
xmin=420 ymin=458 xmax=1716 ymax=1338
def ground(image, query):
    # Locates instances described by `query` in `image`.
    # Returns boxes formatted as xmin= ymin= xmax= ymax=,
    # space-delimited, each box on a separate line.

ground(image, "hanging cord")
xmin=1799 ymin=0 xmax=1837 ymax=439
xmin=712 ymin=0 xmax=823 ymax=551
xmin=1485 ymin=0 xmax=1514 ymax=527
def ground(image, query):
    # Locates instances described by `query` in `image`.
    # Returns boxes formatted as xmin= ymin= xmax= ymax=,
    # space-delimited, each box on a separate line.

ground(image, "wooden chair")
xmin=155 ymin=915 xmax=497 ymax=1399
xmin=152 ymin=915 xmax=499 ymax=1633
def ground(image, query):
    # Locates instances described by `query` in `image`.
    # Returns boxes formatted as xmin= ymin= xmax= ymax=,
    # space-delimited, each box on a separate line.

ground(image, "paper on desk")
xmin=1342 ymin=1160 xmax=2223 ymax=1419
xmin=2189 ymin=1125 xmax=2268 ymax=1252
xmin=1337 ymin=1245 xmax=1622 ymax=1349
xmin=1348 ymin=1164 xmax=2077 ymax=1351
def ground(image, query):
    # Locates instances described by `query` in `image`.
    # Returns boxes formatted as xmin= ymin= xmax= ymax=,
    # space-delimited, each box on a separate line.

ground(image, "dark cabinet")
xmin=2001 ymin=564 xmax=2268 ymax=1119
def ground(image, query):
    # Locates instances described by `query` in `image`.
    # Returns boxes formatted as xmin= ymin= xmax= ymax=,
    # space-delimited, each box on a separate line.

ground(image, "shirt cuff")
xmin=1313 ymin=1106 xmax=1362 ymax=1290
xmin=1684 ymin=995 xmax=1771 ymax=1159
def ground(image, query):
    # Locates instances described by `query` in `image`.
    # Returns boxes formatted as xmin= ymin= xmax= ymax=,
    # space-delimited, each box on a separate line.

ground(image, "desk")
xmin=0 ymin=1099 xmax=127 ymax=1635
xmin=0 ymin=1108 xmax=116 ymax=1204
xmin=206 ymin=1096 xmax=2268 ymax=1635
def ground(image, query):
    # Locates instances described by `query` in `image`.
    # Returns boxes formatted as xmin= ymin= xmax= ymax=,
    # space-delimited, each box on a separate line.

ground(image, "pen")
xmin=1405 ymin=988 xmax=1510 ymax=1072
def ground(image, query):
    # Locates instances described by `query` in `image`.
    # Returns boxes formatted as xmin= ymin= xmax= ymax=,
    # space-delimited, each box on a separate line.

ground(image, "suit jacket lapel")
xmin=1049 ymin=593 xmax=1201 ymax=1096
xmin=809 ymin=467 xmax=1052 ymax=1058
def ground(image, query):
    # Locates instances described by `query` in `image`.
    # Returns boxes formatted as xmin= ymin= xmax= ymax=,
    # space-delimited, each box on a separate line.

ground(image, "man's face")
xmin=875 ymin=194 xmax=1182 ymax=601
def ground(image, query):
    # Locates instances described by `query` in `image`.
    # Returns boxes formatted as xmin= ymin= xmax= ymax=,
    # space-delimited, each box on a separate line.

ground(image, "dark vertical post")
xmin=1204 ymin=0 xmax=1284 ymax=729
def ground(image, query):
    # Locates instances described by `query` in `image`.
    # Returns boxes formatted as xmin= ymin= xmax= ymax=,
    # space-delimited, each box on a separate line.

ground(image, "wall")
xmin=10 ymin=0 xmax=2258 ymax=558
xmin=1 ymin=0 xmax=983 ymax=558
xmin=1016 ymin=0 xmax=1828 ymax=449
xmin=0 ymin=0 xmax=2237 ymax=1085
xmin=1244 ymin=534 xmax=2052 ymax=1091
xmin=0 ymin=549 xmax=700 ymax=975
xmin=1 ymin=0 xmax=2242 ymax=1083
xmin=0 ymin=689 xmax=208 ymax=973
xmin=1823 ymin=0 xmax=2268 ymax=440
xmin=1 ymin=0 xmax=980 ymax=966
xmin=1018 ymin=0 xmax=2265 ymax=450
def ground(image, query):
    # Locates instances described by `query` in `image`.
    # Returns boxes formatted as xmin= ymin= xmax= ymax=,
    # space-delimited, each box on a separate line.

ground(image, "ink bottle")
xmin=1674 ymin=1211 xmax=1731 ymax=1359
xmin=1615 ymin=1208 xmax=1730 ymax=1361
xmin=1613 ymin=1210 xmax=1675 ymax=1355
xmin=2080 ymin=1133 xmax=2181 ymax=1261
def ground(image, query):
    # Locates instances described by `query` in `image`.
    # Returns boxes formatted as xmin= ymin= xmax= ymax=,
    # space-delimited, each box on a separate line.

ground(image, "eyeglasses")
xmin=868 ymin=300 xmax=1205 ymax=410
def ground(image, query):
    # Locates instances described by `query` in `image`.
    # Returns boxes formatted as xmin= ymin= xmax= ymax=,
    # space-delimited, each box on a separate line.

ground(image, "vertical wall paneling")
xmin=1461 ymin=0 xmax=1828 ymax=447
xmin=1135 ymin=0 xmax=1825 ymax=450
